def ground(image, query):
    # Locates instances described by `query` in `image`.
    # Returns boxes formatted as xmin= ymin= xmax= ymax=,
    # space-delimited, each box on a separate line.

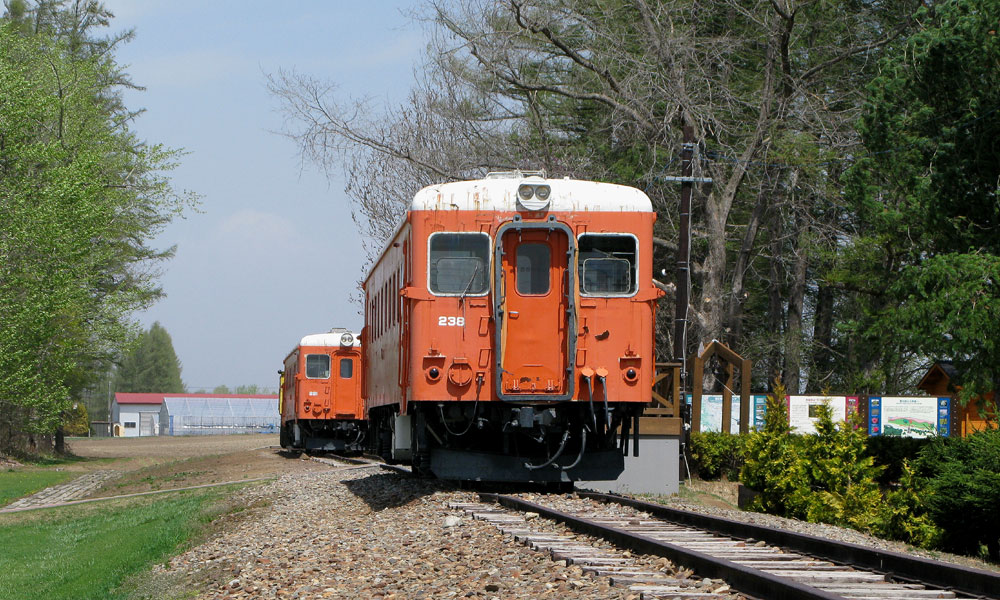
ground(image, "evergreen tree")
xmin=114 ymin=323 xmax=185 ymax=393
xmin=840 ymin=0 xmax=1000 ymax=406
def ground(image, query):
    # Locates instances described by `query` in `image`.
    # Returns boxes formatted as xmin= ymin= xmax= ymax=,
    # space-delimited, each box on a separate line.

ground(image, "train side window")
xmin=428 ymin=233 xmax=489 ymax=295
xmin=339 ymin=358 xmax=353 ymax=379
xmin=305 ymin=354 xmax=331 ymax=379
xmin=515 ymin=242 xmax=551 ymax=295
xmin=578 ymin=234 xmax=637 ymax=296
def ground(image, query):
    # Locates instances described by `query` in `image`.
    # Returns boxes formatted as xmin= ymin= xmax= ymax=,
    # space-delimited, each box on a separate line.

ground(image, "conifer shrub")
xmin=871 ymin=460 xmax=942 ymax=549
xmin=864 ymin=435 xmax=930 ymax=485
xmin=740 ymin=380 xmax=811 ymax=516
xmin=800 ymin=405 xmax=883 ymax=531
xmin=741 ymin=379 xmax=885 ymax=530
xmin=914 ymin=429 xmax=1000 ymax=561
xmin=689 ymin=432 xmax=747 ymax=480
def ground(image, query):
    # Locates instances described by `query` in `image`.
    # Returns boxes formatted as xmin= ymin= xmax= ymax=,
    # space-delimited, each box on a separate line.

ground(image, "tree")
xmin=212 ymin=384 xmax=232 ymax=394
xmin=838 ymin=0 xmax=1000 ymax=405
xmin=114 ymin=323 xmax=185 ymax=393
xmin=0 ymin=2 xmax=192 ymax=453
xmin=61 ymin=402 xmax=90 ymax=436
xmin=271 ymin=0 xmax=922 ymax=389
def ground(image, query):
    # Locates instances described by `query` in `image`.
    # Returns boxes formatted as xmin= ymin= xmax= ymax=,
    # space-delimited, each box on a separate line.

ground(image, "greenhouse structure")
xmin=157 ymin=394 xmax=279 ymax=436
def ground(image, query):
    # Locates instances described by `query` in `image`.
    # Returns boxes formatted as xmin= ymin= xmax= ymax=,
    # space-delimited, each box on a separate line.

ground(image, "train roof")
xmin=410 ymin=173 xmax=653 ymax=213
xmin=298 ymin=329 xmax=361 ymax=348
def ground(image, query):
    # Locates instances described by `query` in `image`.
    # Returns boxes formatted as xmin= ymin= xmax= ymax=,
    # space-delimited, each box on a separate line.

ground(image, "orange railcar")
xmin=363 ymin=173 xmax=662 ymax=482
xmin=279 ymin=329 xmax=365 ymax=452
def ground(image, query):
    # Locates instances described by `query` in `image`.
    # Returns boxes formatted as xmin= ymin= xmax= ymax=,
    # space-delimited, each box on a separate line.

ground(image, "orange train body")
xmin=363 ymin=174 xmax=663 ymax=482
xmin=279 ymin=329 xmax=365 ymax=452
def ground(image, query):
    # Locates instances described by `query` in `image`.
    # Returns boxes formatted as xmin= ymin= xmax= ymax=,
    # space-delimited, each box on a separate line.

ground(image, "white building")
xmin=111 ymin=393 xmax=165 ymax=437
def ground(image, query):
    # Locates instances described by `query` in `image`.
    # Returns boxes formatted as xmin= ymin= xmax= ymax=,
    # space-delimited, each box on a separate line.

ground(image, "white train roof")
xmin=410 ymin=173 xmax=653 ymax=213
xmin=298 ymin=329 xmax=361 ymax=348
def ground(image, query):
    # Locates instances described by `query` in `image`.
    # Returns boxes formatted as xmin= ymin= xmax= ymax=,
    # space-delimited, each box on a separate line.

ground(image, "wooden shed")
xmin=917 ymin=361 xmax=997 ymax=437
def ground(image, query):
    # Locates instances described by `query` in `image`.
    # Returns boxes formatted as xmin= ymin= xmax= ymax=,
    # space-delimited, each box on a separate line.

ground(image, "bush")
xmin=690 ymin=432 xmax=747 ymax=480
xmin=741 ymin=382 xmax=884 ymax=531
xmin=800 ymin=406 xmax=883 ymax=531
xmin=915 ymin=429 xmax=1000 ymax=561
xmin=865 ymin=436 xmax=931 ymax=485
xmin=740 ymin=383 xmax=811 ymax=515
xmin=872 ymin=460 xmax=942 ymax=548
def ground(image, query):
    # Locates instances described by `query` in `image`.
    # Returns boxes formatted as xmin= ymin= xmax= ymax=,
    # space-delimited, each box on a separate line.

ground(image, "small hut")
xmin=917 ymin=361 xmax=997 ymax=437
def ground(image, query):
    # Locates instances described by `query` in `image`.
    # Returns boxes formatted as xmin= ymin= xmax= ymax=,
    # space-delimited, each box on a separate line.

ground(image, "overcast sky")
xmin=102 ymin=1 xmax=423 ymax=392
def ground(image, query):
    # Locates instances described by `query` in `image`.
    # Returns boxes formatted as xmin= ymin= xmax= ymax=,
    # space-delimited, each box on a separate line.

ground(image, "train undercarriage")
xmin=368 ymin=401 xmax=644 ymax=483
xmin=280 ymin=419 xmax=367 ymax=453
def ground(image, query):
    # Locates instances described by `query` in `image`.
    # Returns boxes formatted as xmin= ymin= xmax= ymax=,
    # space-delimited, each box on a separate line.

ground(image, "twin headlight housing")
xmin=340 ymin=332 xmax=354 ymax=346
xmin=517 ymin=183 xmax=552 ymax=211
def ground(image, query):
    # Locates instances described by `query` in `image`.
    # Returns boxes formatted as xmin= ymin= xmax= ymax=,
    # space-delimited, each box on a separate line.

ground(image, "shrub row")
xmin=715 ymin=392 xmax=1000 ymax=561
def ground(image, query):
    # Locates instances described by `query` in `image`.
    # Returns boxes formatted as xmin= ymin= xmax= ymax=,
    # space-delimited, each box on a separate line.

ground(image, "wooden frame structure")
xmin=640 ymin=362 xmax=683 ymax=435
xmin=689 ymin=341 xmax=752 ymax=434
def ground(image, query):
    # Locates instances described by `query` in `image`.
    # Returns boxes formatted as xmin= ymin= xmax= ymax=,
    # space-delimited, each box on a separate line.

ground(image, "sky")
xmin=101 ymin=1 xmax=424 ymax=392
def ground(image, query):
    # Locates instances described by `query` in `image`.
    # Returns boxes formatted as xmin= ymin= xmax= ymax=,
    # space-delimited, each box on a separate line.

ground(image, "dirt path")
xmin=67 ymin=435 xmax=330 ymax=498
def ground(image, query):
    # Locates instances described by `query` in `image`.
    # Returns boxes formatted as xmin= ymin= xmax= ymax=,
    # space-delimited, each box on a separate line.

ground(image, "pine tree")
xmin=114 ymin=323 xmax=185 ymax=393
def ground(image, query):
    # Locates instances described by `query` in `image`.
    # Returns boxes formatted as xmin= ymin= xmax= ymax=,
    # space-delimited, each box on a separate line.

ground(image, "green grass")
xmin=0 ymin=485 xmax=252 ymax=600
xmin=0 ymin=469 xmax=75 ymax=507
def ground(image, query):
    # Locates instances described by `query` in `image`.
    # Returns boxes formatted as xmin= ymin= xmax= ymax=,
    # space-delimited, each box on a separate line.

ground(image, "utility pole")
xmin=673 ymin=126 xmax=694 ymax=370
xmin=660 ymin=126 xmax=711 ymax=416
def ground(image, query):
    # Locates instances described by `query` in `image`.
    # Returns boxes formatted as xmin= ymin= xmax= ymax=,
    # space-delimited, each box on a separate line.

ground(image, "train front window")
xmin=578 ymin=234 xmax=637 ymax=296
xmin=305 ymin=354 xmax=331 ymax=379
xmin=516 ymin=242 xmax=550 ymax=295
xmin=339 ymin=358 xmax=353 ymax=379
xmin=428 ymin=233 xmax=489 ymax=295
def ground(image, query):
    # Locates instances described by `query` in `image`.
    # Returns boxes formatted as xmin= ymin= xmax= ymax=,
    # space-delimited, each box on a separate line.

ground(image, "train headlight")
xmin=516 ymin=183 xmax=551 ymax=211
xmin=340 ymin=332 xmax=354 ymax=346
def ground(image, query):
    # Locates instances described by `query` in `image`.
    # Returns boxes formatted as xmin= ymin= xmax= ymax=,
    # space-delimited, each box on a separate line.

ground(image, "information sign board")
xmin=868 ymin=396 xmax=950 ymax=438
xmin=787 ymin=395 xmax=857 ymax=434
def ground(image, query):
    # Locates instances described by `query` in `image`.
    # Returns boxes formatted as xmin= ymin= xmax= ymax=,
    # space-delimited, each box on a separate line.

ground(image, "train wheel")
xmin=279 ymin=424 xmax=289 ymax=448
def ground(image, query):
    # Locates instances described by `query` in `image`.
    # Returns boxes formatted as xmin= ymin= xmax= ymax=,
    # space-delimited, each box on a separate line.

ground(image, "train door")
xmin=332 ymin=353 xmax=359 ymax=417
xmin=494 ymin=221 xmax=576 ymax=400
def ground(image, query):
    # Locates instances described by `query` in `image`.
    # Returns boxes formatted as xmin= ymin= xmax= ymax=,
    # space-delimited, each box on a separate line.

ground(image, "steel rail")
xmin=577 ymin=491 xmax=1000 ymax=599
xmin=480 ymin=492 xmax=847 ymax=600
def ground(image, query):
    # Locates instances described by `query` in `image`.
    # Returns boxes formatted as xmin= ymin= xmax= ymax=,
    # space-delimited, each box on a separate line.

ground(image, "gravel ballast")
xmin=158 ymin=466 xmax=641 ymax=599
xmin=153 ymin=463 xmax=998 ymax=599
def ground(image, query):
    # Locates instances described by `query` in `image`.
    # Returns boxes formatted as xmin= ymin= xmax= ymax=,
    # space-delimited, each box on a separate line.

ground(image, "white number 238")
xmin=438 ymin=316 xmax=465 ymax=327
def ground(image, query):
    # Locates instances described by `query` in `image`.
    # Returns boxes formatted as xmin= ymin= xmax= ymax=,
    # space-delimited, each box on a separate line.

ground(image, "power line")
xmin=652 ymin=103 xmax=1000 ymax=175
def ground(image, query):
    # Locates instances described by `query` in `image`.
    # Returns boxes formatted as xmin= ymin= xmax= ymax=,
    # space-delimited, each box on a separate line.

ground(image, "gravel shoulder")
xmin=145 ymin=466 xmax=641 ymax=599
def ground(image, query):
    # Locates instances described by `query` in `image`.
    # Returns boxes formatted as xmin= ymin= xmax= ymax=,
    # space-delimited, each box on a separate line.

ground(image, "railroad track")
xmin=453 ymin=492 xmax=1000 ymax=600
xmin=306 ymin=451 xmax=413 ymax=476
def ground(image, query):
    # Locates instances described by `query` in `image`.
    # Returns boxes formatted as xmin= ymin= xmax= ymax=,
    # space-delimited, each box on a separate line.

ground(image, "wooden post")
xmin=741 ymin=358 xmax=752 ymax=433
xmin=722 ymin=362 xmax=733 ymax=434
xmin=691 ymin=352 xmax=703 ymax=433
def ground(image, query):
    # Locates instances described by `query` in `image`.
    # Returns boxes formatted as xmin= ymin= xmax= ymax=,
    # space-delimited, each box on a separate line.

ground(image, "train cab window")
xmin=515 ymin=242 xmax=550 ymax=295
xmin=305 ymin=354 xmax=331 ymax=379
xmin=339 ymin=358 xmax=353 ymax=378
xmin=428 ymin=233 xmax=489 ymax=295
xmin=578 ymin=234 xmax=637 ymax=296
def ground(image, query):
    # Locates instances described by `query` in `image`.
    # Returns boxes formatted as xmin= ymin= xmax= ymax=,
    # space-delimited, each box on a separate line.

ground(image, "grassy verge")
xmin=0 ymin=483 xmax=261 ymax=600
xmin=0 ymin=469 xmax=75 ymax=507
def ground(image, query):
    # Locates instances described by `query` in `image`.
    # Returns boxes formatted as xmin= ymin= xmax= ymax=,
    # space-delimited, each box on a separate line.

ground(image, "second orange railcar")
xmin=279 ymin=329 xmax=365 ymax=452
